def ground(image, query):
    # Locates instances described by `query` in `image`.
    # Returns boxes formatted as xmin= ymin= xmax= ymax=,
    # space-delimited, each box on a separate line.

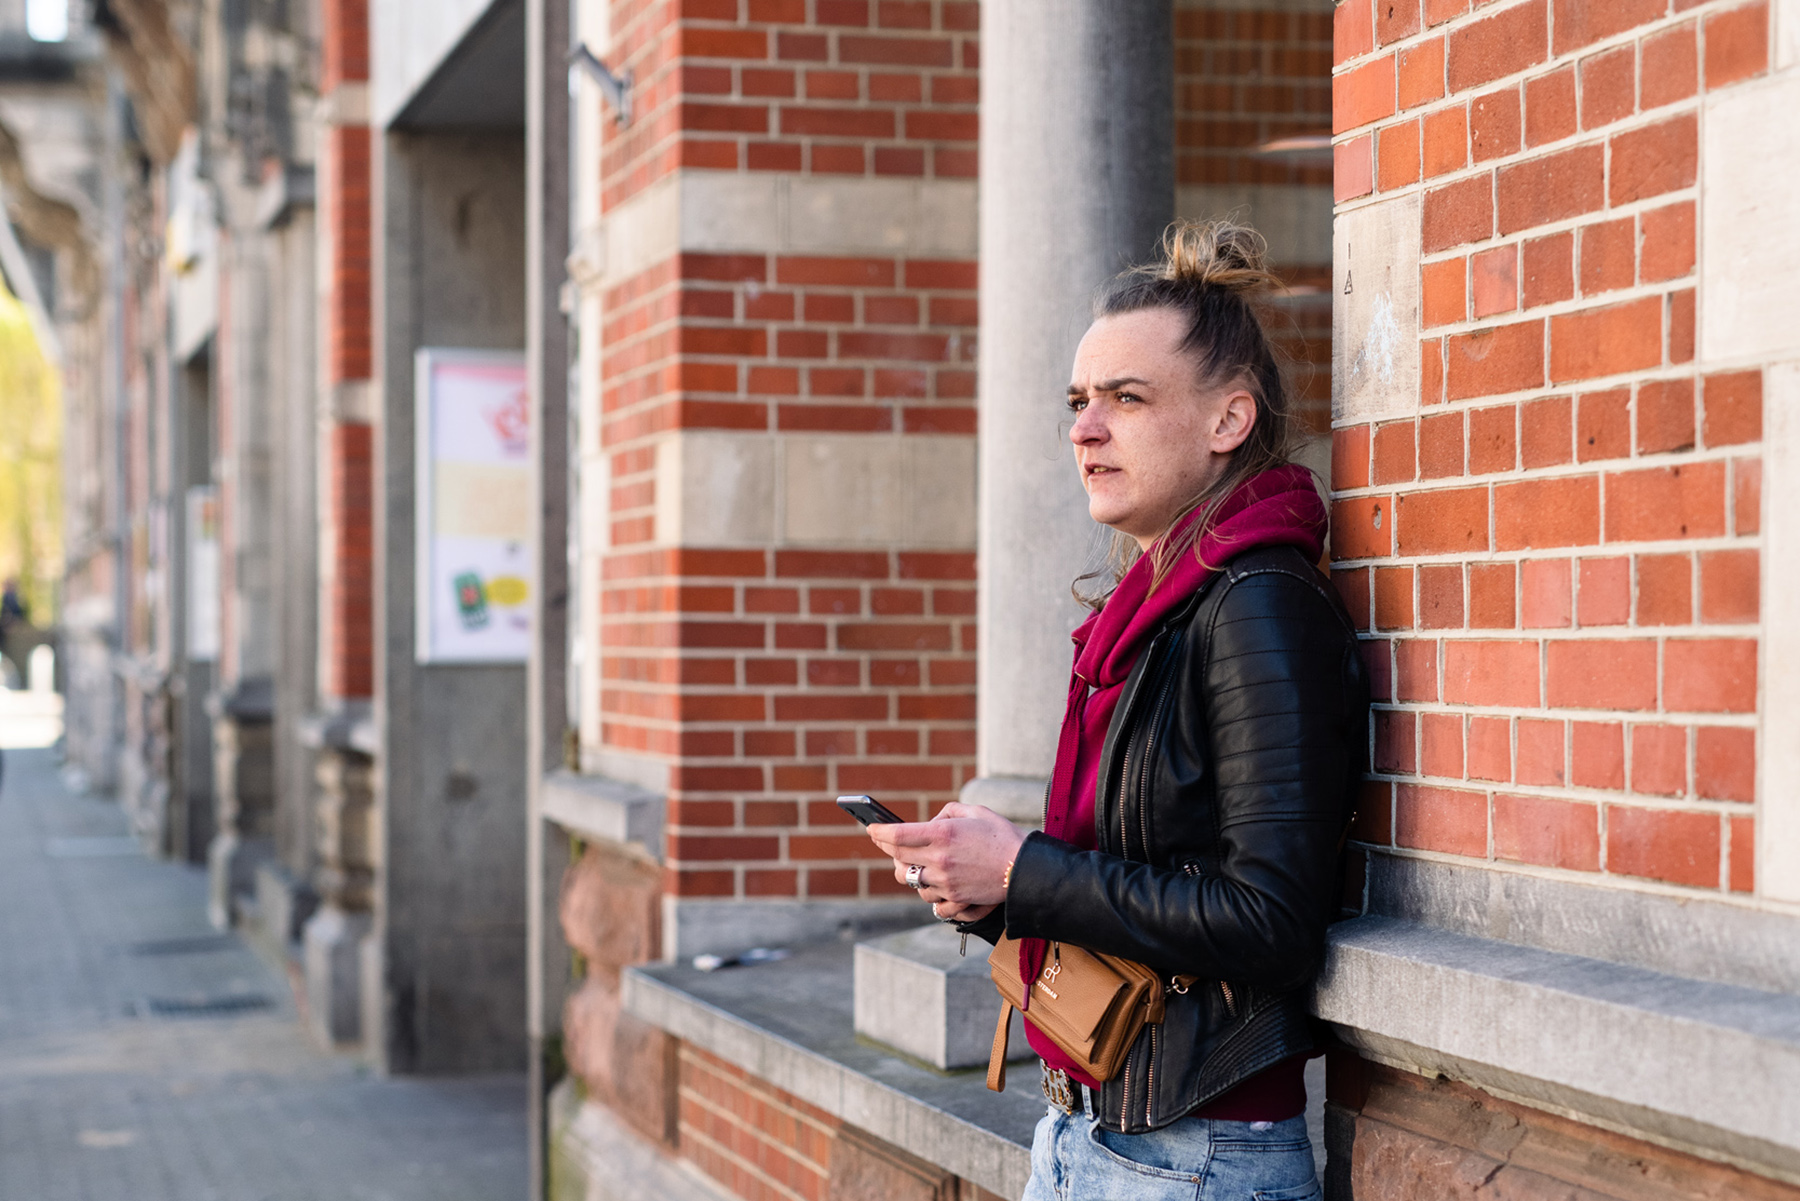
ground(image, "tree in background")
xmin=0 ymin=280 xmax=61 ymax=630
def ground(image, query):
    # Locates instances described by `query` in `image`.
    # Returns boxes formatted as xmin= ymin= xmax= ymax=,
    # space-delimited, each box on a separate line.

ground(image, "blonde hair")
xmin=1074 ymin=219 xmax=1299 ymax=608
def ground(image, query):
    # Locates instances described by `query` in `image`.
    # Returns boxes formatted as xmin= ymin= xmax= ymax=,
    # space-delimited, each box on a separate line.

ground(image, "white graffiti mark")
xmin=1349 ymin=291 xmax=1401 ymax=388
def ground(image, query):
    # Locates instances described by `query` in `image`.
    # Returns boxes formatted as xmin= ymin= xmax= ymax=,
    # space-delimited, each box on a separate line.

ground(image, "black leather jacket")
xmin=966 ymin=545 xmax=1368 ymax=1133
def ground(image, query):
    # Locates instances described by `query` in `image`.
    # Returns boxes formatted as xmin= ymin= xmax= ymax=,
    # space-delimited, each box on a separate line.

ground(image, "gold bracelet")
xmin=1002 ymin=856 xmax=1016 ymax=894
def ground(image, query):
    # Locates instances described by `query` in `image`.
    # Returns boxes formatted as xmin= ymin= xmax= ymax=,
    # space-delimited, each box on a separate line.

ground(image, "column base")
xmin=302 ymin=905 xmax=371 ymax=1047
xmin=207 ymin=832 xmax=275 ymax=930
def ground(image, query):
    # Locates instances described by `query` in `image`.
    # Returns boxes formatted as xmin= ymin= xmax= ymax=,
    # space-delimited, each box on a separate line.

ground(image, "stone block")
xmin=304 ymin=905 xmax=370 ymax=1047
xmin=253 ymin=860 xmax=317 ymax=949
xmin=829 ymin=1125 xmax=956 ymax=1201
xmin=547 ymin=1078 xmax=728 ymax=1201
xmin=853 ymin=923 xmax=1027 ymax=1072
xmin=559 ymin=842 xmax=661 ymax=974
xmin=564 ymin=974 xmax=679 ymax=1148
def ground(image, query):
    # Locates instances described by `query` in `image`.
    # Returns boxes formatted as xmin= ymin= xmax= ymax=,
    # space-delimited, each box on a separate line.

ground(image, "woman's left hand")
xmin=867 ymin=802 xmax=1027 ymax=911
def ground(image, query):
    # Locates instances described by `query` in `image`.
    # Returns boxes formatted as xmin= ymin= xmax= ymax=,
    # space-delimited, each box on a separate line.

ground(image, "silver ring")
xmin=905 ymin=863 xmax=925 ymax=890
xmin=932 ymin=904 xmax=956 ymax=922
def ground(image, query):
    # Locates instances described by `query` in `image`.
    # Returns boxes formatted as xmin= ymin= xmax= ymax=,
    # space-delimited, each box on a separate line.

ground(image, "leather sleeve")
xmin=1003 ymin=567 xmax=1366 ymax=988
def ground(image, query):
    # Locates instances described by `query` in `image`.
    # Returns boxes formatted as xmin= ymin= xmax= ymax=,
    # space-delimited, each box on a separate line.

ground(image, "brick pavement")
xmin=0 ymin=742 xmax=526 ymax=1201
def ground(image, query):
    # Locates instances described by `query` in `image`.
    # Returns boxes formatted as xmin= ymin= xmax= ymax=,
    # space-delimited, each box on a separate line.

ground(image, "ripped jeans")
xmin=1021 ymin=1108 xmax=1320 ymax=1201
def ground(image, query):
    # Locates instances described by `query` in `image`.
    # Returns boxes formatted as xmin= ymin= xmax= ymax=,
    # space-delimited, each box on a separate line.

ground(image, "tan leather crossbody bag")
xmin=985 ymin=933 xmax=1187 ymax=1093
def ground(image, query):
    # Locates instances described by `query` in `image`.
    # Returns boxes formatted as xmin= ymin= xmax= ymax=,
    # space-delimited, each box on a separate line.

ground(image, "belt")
xmin=1040 ymin=1062 xmax=1096 ymax=1118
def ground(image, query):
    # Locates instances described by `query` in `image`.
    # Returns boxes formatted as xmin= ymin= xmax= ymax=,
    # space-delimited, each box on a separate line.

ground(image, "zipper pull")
xmin=959 ymin=932 xmax=968 ymax=957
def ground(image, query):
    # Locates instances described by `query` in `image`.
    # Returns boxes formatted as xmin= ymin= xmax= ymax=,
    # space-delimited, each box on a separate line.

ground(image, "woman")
xmin=868 ymin=220 xmax=1367 ymax=1199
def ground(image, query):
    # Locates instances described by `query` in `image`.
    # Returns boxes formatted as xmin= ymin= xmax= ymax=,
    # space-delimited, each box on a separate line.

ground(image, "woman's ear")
xmin=1210 ymin=388 xmax=1258 ymax=454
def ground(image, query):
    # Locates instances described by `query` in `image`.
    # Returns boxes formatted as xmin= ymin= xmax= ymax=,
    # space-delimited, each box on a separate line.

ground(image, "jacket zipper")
xmin=1144 ymin=1022 xmax=1157 ymax=1127
xmin=1132 ymin=667 xmax=1179 ymax=861
xmin=1220 ymin=981 xmax=1237 ymax=1019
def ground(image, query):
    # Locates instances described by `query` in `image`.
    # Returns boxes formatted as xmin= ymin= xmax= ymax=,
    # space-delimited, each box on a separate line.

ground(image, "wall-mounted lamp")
xmin=570 ymin=44 xmax=632 ymax=127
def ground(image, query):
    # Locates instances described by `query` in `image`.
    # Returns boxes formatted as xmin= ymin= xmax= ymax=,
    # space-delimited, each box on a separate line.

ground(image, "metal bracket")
xmin=570 ymin=43 xmax=632 ymax=127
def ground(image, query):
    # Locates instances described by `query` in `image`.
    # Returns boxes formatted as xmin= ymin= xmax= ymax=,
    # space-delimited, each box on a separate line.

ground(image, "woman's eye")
xmin=1066 ymin=396 xmax=1087 ymax=412
xmin=1117 ymin=392 xmax=1142 ymax=404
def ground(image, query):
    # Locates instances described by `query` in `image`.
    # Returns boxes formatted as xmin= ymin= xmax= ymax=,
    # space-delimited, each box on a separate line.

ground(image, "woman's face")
xmin=1068 ymin=308 xmax=1257 ymax=549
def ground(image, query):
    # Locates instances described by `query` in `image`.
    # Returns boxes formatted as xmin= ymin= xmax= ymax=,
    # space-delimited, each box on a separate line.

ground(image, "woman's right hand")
xmin=933 ymin=900 xmax=997 ymax=924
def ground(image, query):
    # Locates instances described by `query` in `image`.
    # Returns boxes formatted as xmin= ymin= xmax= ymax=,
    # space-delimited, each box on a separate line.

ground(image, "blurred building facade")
xmin=45 ymin=0 xmax=1800 ymax=1199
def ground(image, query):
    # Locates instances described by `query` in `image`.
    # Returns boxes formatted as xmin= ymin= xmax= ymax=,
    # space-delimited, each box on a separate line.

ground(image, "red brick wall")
xmin=318 ymin=0 xmax=374 ymax=703
xmin=1332 ymin=0 xmax=1767 ymax=893
xmin=602 ymin=0 xmax=979 ymax=210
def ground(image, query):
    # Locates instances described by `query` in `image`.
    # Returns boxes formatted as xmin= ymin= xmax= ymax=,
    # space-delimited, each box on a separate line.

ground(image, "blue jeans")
xmin=1021 ymin=1107 xmax=1320 ymax=1201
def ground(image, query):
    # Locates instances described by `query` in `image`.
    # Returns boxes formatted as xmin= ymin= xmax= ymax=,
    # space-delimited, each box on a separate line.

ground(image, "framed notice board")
xmin=414 ymin=348 xmax=532 ymax=663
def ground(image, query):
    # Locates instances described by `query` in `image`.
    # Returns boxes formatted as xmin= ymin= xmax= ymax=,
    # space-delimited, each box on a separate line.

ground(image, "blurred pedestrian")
xmin=0 ymin=576 xmax=25 ymax=689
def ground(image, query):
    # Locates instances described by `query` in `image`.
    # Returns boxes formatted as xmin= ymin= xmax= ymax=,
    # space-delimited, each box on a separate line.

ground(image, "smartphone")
xmin=836 ymin=794 xmax=906 ymax=827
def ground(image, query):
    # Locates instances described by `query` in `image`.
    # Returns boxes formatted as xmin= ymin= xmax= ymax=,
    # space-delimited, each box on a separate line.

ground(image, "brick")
xmin=1578 ymin=217 xmax=1636 ymax=296
xmin=1521 ymin=232 xmax=1574 ymax=308
xmin=1670 ymin=287 xmax=1696 ymax=365
xmin=1495 ymin=793 xmax=1599 ymax=869
xmin=1378 ymin=0 xmax=1422 ymax=45
xmin=1605 ymin=460 xmax=1726 ymax=541
xmin=1421 ymin=711 xmax=1463 ymax=778
xmin=1335 ymin=53 xmax=1398 ymax=133
xmin=1698 ymin=549 xmax=1758 ymax=623
xmin=1375 ymin=566 xmax=1416 ymax=630
xmin=1607 ymin=806 xmax=1719 ymax=888
xmin=1423 ymin=338 xmax=1446 ymax=404
xmin=1517 ymin=717 xmax=1566 ymax=784
xmin=1496 ymin=143 xmax=1605 ymax=234
xmin=1426 ymin=0 xmax=1468 ymax=26
xmin=877 ymin=0 xmax=933 ymax=28
xmin=1397 ymin=487 xmax=1489 ymax=554
xmin=1353 ymin=779 xmax=1396 ymax=844
xmin=1335 ymin=567 xmax=1374 ymax=630
xmin=1704 ymin=1 xmax=1769 ymax=89
xmin=838 ymin=35 xmax=954 ymax=67
xmin=1396 ymin=638 xmax=1439 ymax=701
xmin=682 ymin=27 xmax=770 ymax=59
xmin=1365 ymin=640 xmax=1397 ymax=701
xmin=1578 ymin=556 xmax=1630 ymax=625
xmin=1735 ymin=457 xmax=1761 ymax=536
xmin=1520 ymin=395 xmax=1572 ymax=467
xmin=1610 ymin=114 xmax=1697 ymax=205
xmin=1571 ymin=721 xmax=1625 ymax=788
xmin=1336 ymin=0 xmax=1375 ymax=63
xmin=1695 ymin=726 xmax=1755 ymax=801
xmin=1553 ymin=0 xmax=1666 ymax=55
xmin=1630 ymin=723 xmax=1688 ymax=795
xmin=1398 ymin=37 xmax=1447 ymax=108
xmin=1467 ymin=716 xmax=1511 ymax=781
xmin=1523 ymin=66 xmax=1576 ymax=147
xmin=1729 ymin=815 xmax=1755 ymax=892
xmin=1578 ymin=46 xmax=1636 ymax=131
xmin=1642 ymin=22 xmax=1699 ymax=109
xmin=1470 ymin=86 xmax=1522 ymax=162
xmin=1522 ymin=558 xmax=1572 ymax=628
xmin=1469 ymin=562 xmax=1517 ymax=627
xmin=1636 ymin=378 xmax=1696 ymax=454
xmin=1470 ymin=246 xmax=1518 ymax=318
xmin=1550 ymin=297 xmax=1662 ymax=383
xmin=1446 ymin=320 xmax=1544 ymax=398
xmin=1333 ymin=495 xmax=1393 ymax=558
xmin=781 ymin=105 xmax=895 ymax=138
xmin=1701 ymin=370 xmax=1761 ymax=447
xmin=1422 ymin=106 xmax=1470 ymax=178
xmin=1395 ymin=784 xmax=1488 ymax=857
xmin=1375 ymin=710 xmax=1418 ymax=774
xmin=1445 ymin=639 xmax=1540 ymax=706
xmin=1469 ymin=403 xmax=1517 ymax=473
xmin=1447 ymin=0 xmax=1548 ymax=92
xmin=1422 ymin=257 xmax=1467 ymax=327
xmin=1373 ymin=421 xmax=1419 ymax=484
xmin=1420 ymin=563 xmax=1465 ymax=628
xmin=775 ymin=256 xmax=896 ymax=287
xmin=1378 ymin=121 xmax=1422 ymax=190
xmin=1576 ymin=387 xmax=1630 ymax=460
xmin=1664 ymin=638 xmax=1757 ymax=712
xmin=1335 ymin=134 xmax=1374 ymax=201
xmin=1640 ymin=201 xmax=1696 ymax=283
xmin=1546 ymin=639 xmax=1658 ymax=709
xmin=1333 ymin=425 xmax=1372 ymax=489
xmin=1641 ymin=547 xmax=1692 ymax=630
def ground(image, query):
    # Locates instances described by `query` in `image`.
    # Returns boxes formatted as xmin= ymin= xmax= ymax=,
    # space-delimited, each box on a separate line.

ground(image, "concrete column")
xmin=964 ymin=0 xmax=1174 ymax=816
xmin=524 ymin=0 xmax=573 ymax=1188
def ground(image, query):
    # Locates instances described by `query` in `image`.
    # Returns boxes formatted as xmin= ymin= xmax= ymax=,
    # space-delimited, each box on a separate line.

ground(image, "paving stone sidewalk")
xmin=0 ymin=742 xmax=527 ymax=1201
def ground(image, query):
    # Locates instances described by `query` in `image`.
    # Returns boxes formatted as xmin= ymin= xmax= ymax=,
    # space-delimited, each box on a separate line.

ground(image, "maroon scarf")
xmin=1018 ymin=465 xmax=1327 ymax=1071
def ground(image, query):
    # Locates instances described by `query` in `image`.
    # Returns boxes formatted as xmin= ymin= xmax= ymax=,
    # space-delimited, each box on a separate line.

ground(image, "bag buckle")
xmin=1040 ymin=1063 xmax=1079 ymax=1114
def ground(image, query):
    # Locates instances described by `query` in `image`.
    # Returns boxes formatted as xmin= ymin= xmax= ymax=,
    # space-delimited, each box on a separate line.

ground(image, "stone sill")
xmin=541 ymin=769 xmax=662 ymax=859
xmin=1316 ymin=914 xmax=1800 ymax=1183
xmin=622 ymin=939 xmax=1040 ymax=1199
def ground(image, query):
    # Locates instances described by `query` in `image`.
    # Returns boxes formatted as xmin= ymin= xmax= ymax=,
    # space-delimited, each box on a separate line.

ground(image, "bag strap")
xmin=986 ymin=999 xmax=1012 ymax=1092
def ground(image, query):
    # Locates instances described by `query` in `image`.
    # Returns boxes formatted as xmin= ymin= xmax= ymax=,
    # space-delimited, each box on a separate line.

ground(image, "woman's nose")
xmin=1069 ymin=403 xmax=1105 ymax=444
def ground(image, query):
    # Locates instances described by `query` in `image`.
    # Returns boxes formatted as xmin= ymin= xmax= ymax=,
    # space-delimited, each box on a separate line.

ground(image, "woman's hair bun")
xmin=1144 ymin=218 xmax=1282 ymax=297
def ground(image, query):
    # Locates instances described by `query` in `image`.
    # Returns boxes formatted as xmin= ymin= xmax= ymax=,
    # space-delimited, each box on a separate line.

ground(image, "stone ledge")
xmin=541 ymin=770 xmax=663 ymax=860
xmin=548 ymin=1077 xmax=731 ymax=1201
xmin=1315 ymin=915 xmax=1800 ymax=1184
xmin=622 ymin=940 xmax=1040 ymax=1199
